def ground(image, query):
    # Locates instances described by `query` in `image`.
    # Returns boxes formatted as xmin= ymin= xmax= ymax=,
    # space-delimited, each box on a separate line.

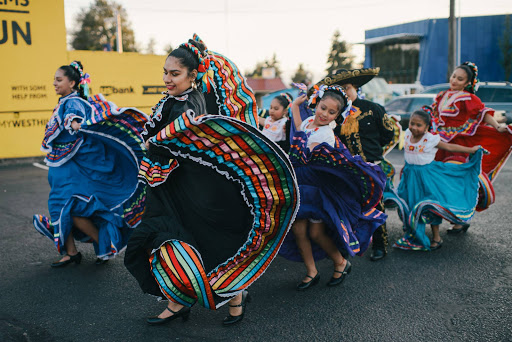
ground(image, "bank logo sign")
xmin=99 ymin=86 xmax=135 ymax=96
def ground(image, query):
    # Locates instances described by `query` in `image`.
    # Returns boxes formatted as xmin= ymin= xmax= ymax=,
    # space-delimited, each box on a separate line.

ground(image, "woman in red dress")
xmin=432 ymin=61 xmax=512 ymax=231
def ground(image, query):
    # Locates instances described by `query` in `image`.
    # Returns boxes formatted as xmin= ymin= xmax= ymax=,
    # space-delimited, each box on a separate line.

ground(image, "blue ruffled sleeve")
xmin=41 ymin=96 xmax=90 ymax=166
xmin=61 ymin=98 xmax=87 ymax=135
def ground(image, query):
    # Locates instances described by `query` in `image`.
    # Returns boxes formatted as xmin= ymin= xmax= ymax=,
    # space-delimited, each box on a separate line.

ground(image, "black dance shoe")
xmin=222 ymin=291 xmax=251 ymax=326
xmin=51 ymin=252 xmax=82 ymax=268
xmin=146 ymin=306 xmax=190 ymax=325
xmin=95 ymin=258 xmax=109 ymax=265
xmin=327 ymin=260 xmax=351 ymax=287
xmin=296 ymin=273 xmax=320 ymax=291
xmin=430 ymin=239 xmax=443 ymax=251
xmin=447 ymin=223 xmax=470 ymax=235
xmin=370 ymin=248 xmax=386 ymax=261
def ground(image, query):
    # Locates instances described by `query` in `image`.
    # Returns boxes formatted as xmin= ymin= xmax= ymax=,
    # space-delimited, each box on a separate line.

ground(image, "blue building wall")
xmin=364 ymin=15 xmax=511 ymax=85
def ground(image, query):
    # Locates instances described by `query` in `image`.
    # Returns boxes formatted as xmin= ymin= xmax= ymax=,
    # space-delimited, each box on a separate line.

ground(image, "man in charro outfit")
xmin=313 ymin=68 xmax=397 ymax=261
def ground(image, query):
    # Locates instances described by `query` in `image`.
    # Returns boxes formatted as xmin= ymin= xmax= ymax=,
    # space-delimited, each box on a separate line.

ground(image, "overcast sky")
xmin=64 ymin=0 xmax=512 ymax=83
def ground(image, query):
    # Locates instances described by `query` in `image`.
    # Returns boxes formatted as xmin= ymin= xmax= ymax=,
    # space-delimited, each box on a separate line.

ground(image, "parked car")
xmin=422 ymin=82 xmax=512 ymax=123
xmin=384 ymin=94 xmax=436 ymax=130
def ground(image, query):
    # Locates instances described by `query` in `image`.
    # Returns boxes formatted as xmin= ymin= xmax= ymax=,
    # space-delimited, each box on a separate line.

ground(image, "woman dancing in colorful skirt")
xmin=33 ymin=61 xmax=148 ymax=266
xmin=124 ymin=35 xmax=299 ymax=326
xmin=431 ymin=61 xmax=512 ymax=231
xmin=279 ymin=84 xmax=387 ymax=290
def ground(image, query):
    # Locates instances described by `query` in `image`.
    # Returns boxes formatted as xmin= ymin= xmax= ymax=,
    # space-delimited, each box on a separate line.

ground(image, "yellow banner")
xmin=67 ymin=50 xmax=165 ymax=113
xmin=0 ymin=0 xmax=67 ymax=112
xmin=0 ymin=112 xmax=48 ymax=158
xmin=0 ymin=0 xmax=169 ymax=159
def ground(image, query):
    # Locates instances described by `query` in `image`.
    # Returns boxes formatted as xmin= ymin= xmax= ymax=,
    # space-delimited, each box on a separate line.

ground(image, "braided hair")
xmin=456 ymin=61 xmax=479 ymax=94
xmin=58 ymin=61 xmax=89 ymax=100
xmin=168 ymin=39 xmax=206 ymax=83
xmin=58 ymin=61 xmax=85 ymax=99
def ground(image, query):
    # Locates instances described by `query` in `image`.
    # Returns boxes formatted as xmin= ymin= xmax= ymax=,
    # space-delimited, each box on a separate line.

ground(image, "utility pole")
xmin=448 ymin=0 xmax=456 ymax=80
xmin=457 ymin=0 xmax=461 ymax=65
xmin=116 ymin=9 xmax=123 ymax=53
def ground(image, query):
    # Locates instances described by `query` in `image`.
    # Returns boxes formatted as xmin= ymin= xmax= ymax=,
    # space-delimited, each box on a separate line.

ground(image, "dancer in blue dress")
xmin=33 ymin=61 xmax=148 ymax=267
xmin=279 ymin=84 xmax=387 ymax=290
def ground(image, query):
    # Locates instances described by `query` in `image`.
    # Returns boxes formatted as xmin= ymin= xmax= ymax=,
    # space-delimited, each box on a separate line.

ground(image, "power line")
xmin=64 ymin=1 xmax=389 ymax=15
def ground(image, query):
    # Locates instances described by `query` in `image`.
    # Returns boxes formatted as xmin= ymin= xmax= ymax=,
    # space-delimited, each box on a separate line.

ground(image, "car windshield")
xmin=409 ymin=97 xmax=435 ymax=112
xmin=385 ymin=98 xmax=411 ymax=114
xmin=422 ymin=86 xmax=448 ymax=94
xmin=423 ymin=84 xmax=512 ymax=103
xmin=492 ymin=88 xmax=512 ymax=102
xmin=475 ymin=88 xmax=494 ymax=102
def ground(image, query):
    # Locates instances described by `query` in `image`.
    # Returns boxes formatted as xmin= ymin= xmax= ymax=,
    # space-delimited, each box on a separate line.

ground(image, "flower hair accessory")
xmin=70 ymin=61 xmax=90 ymax=97
xmin=462 ymin=61 xmax=479 ymax=93
xmin=308 ymin=84 xmax=324 ymax=107
xmin=308 ymin=84 xmax=352 ymax=122
xmin=179 ymin=34 xmax=215 ymax=93
xmin=279 ymin=93 xmax=293 ymax=108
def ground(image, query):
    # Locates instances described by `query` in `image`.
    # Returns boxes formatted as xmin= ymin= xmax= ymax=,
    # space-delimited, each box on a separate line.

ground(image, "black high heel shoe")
xmin=223 ymin=290 xmax=251 ymax=326
xmin=95 ymin=258 xmax=109 ymax=265
xmin=296 ymin=273 xmax=320 ymax=291
xmin=146 ymin=306 xmax=190 ymax=325
xmin=447 ymin=223 xmax=470 ymax=235
xmin=327 ymin=260 xmax=351 ymax=287
xmin=51 ymin=252 xmax=82 ymax=268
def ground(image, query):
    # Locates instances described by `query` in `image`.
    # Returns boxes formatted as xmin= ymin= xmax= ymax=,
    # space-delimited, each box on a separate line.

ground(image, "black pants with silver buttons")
xmin=372 ymin=201 xmax=388 ymax=252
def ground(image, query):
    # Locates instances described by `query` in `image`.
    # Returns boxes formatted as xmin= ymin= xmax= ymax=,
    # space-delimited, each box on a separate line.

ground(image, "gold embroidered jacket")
xmin=334 ymin=98 xmax=395 ymax=162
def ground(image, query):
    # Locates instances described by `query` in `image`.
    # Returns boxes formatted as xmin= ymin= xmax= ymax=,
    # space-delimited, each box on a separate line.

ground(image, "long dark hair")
xmin=455 ymin=62 xmax=478 ymax=94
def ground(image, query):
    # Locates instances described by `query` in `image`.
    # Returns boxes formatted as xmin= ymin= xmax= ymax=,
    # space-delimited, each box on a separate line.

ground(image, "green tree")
xmin=248 ymin=53 xmax=282 ymax=77
xmin=326 ymin=30 xmax=354 ymax=74
xmin=71 ymin=0 xmax=137 ymax=52
xmin=291 ymin=63 xmax=311 ymax=84
xmin=499 ymin=15 xmax=512 ymax=81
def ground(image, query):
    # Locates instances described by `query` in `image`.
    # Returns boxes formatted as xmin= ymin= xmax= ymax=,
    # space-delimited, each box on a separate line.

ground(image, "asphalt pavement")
xmin=0 ymin=149 xmax=511 ymax=342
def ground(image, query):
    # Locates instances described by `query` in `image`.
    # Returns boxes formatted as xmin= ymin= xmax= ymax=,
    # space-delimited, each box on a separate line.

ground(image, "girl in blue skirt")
xmin=386 ymin=108 xmax=482 ymax=251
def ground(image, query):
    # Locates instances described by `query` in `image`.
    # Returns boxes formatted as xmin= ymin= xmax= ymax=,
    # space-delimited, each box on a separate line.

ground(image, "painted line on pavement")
xmin=33 ymin=162 xmax=49 ymax=170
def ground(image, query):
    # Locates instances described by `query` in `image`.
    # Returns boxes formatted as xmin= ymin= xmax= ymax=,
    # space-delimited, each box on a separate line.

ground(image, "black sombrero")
xmin=309 ymin=68 xmax=380 ymax=96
